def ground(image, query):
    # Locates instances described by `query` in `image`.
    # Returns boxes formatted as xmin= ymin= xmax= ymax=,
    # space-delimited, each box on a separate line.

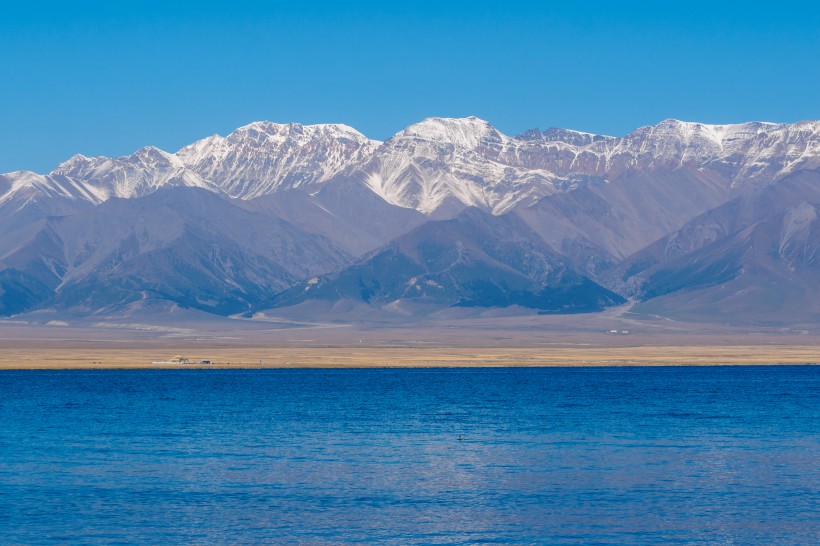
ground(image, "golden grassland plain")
xmin=2 ymin=313 xmax=820 ymax=369
xmin=2 ymin=345 xmax=820 ymax=369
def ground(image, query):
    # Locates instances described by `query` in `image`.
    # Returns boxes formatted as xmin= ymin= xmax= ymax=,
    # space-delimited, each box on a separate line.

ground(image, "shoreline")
xmin=2 ymin=345 xmax=819 ymax=369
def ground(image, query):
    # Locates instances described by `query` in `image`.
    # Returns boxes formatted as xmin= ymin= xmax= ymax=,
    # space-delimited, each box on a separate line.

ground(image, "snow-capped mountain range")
xmin=2 ymin=116 xmax=820 ymax=324
xmin=4 ymin=116 xmax=819 ymax=215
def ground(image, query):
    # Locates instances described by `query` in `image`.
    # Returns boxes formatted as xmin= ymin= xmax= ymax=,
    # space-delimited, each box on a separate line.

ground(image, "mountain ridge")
xmin=4 ymin=116 xmax=818 ymax=217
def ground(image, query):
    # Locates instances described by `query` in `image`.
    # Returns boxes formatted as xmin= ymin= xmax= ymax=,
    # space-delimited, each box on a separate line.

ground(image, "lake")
xmin=1 ymin=366 xmax=817 ymax=544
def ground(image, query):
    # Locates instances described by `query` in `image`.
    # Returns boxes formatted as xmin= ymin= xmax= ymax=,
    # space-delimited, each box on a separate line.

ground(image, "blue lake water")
xmin=0 ymin=366 xmax=818 ymax=544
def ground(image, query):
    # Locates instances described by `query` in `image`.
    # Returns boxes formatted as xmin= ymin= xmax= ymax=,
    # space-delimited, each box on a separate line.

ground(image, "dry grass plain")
xmin=2 ymin=345 xmax=820 ymax=369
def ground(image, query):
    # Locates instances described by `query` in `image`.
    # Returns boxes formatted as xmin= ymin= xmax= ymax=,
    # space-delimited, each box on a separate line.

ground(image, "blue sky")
xmin=2 ymin=1 xmax=818 ymax=173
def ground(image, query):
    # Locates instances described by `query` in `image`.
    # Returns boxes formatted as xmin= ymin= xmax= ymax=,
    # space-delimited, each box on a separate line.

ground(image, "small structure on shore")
xmin=151 ymin=355 xmax=212 ymax=365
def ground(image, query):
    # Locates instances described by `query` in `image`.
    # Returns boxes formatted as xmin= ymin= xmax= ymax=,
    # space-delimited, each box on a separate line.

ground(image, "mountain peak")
xmin=54 ymin=153 xmax=99 ymax=173
xmin=231 ymin=120 xmax=371 ymax=143
xmin=132 ymin=145 xmax=176 ymax=162
xmin=396 ymin=116 xmax=505 ymax=148
xmin=172 ymin=120 xmax=379 ymax=199
xmin=642 ymin=118 xmax=788 ymax=144
xmin=516 ymin=127 xmax=614 ymax=146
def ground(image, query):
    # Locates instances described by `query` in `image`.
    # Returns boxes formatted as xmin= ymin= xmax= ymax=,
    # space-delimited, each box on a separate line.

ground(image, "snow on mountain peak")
xmin=364 ymin=117 xmax=562 ymax=215
xmin=175 ymin=120 xmax=380 ymax=199
xmin=631 ymin=118 xmax=784 ymax=146
xmin=580 ymin=118 xmax=819 ymax=183
xmin=0 ymin=170 xmax=107 ymax=206
xmin=395 ymin=116 xmax=505 ymax=149
xmin=50 ymin=144 xmax=212 ymax=200
xmin=53 ymin=154 xmax=98 ymax=176
xmin=232 ymin=121 xmax=372 ymax=144
xmin=354 ymin=116 xmax=820 ymax=215
xmin=130 ymin=146 xmax=187 ymax=170
xmin=517 ymin=127 xmax=615 ymax=146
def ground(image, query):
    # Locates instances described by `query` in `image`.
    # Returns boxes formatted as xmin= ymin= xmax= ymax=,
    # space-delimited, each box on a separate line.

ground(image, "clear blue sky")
xmin=2 ymin=0 xmax=819 ymax=173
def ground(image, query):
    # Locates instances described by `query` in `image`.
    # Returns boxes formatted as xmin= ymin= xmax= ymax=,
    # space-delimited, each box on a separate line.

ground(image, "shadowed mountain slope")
xmin=0 ymin=187 xmax=351 ymax=316
xmin=269 ymin=208 xmax=625 ymax=314
xmin=516 ymin=168 xmax=734 ymax=277
xmin=241 ymin=176 xmax=427 ymax=256
xmin=616 ymin=170 xmax=820 ymax=323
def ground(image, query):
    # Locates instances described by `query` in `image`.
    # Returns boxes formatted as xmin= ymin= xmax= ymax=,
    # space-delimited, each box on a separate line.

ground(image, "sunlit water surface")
xmin=1 ymin=366 xmax=817 ymax=544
